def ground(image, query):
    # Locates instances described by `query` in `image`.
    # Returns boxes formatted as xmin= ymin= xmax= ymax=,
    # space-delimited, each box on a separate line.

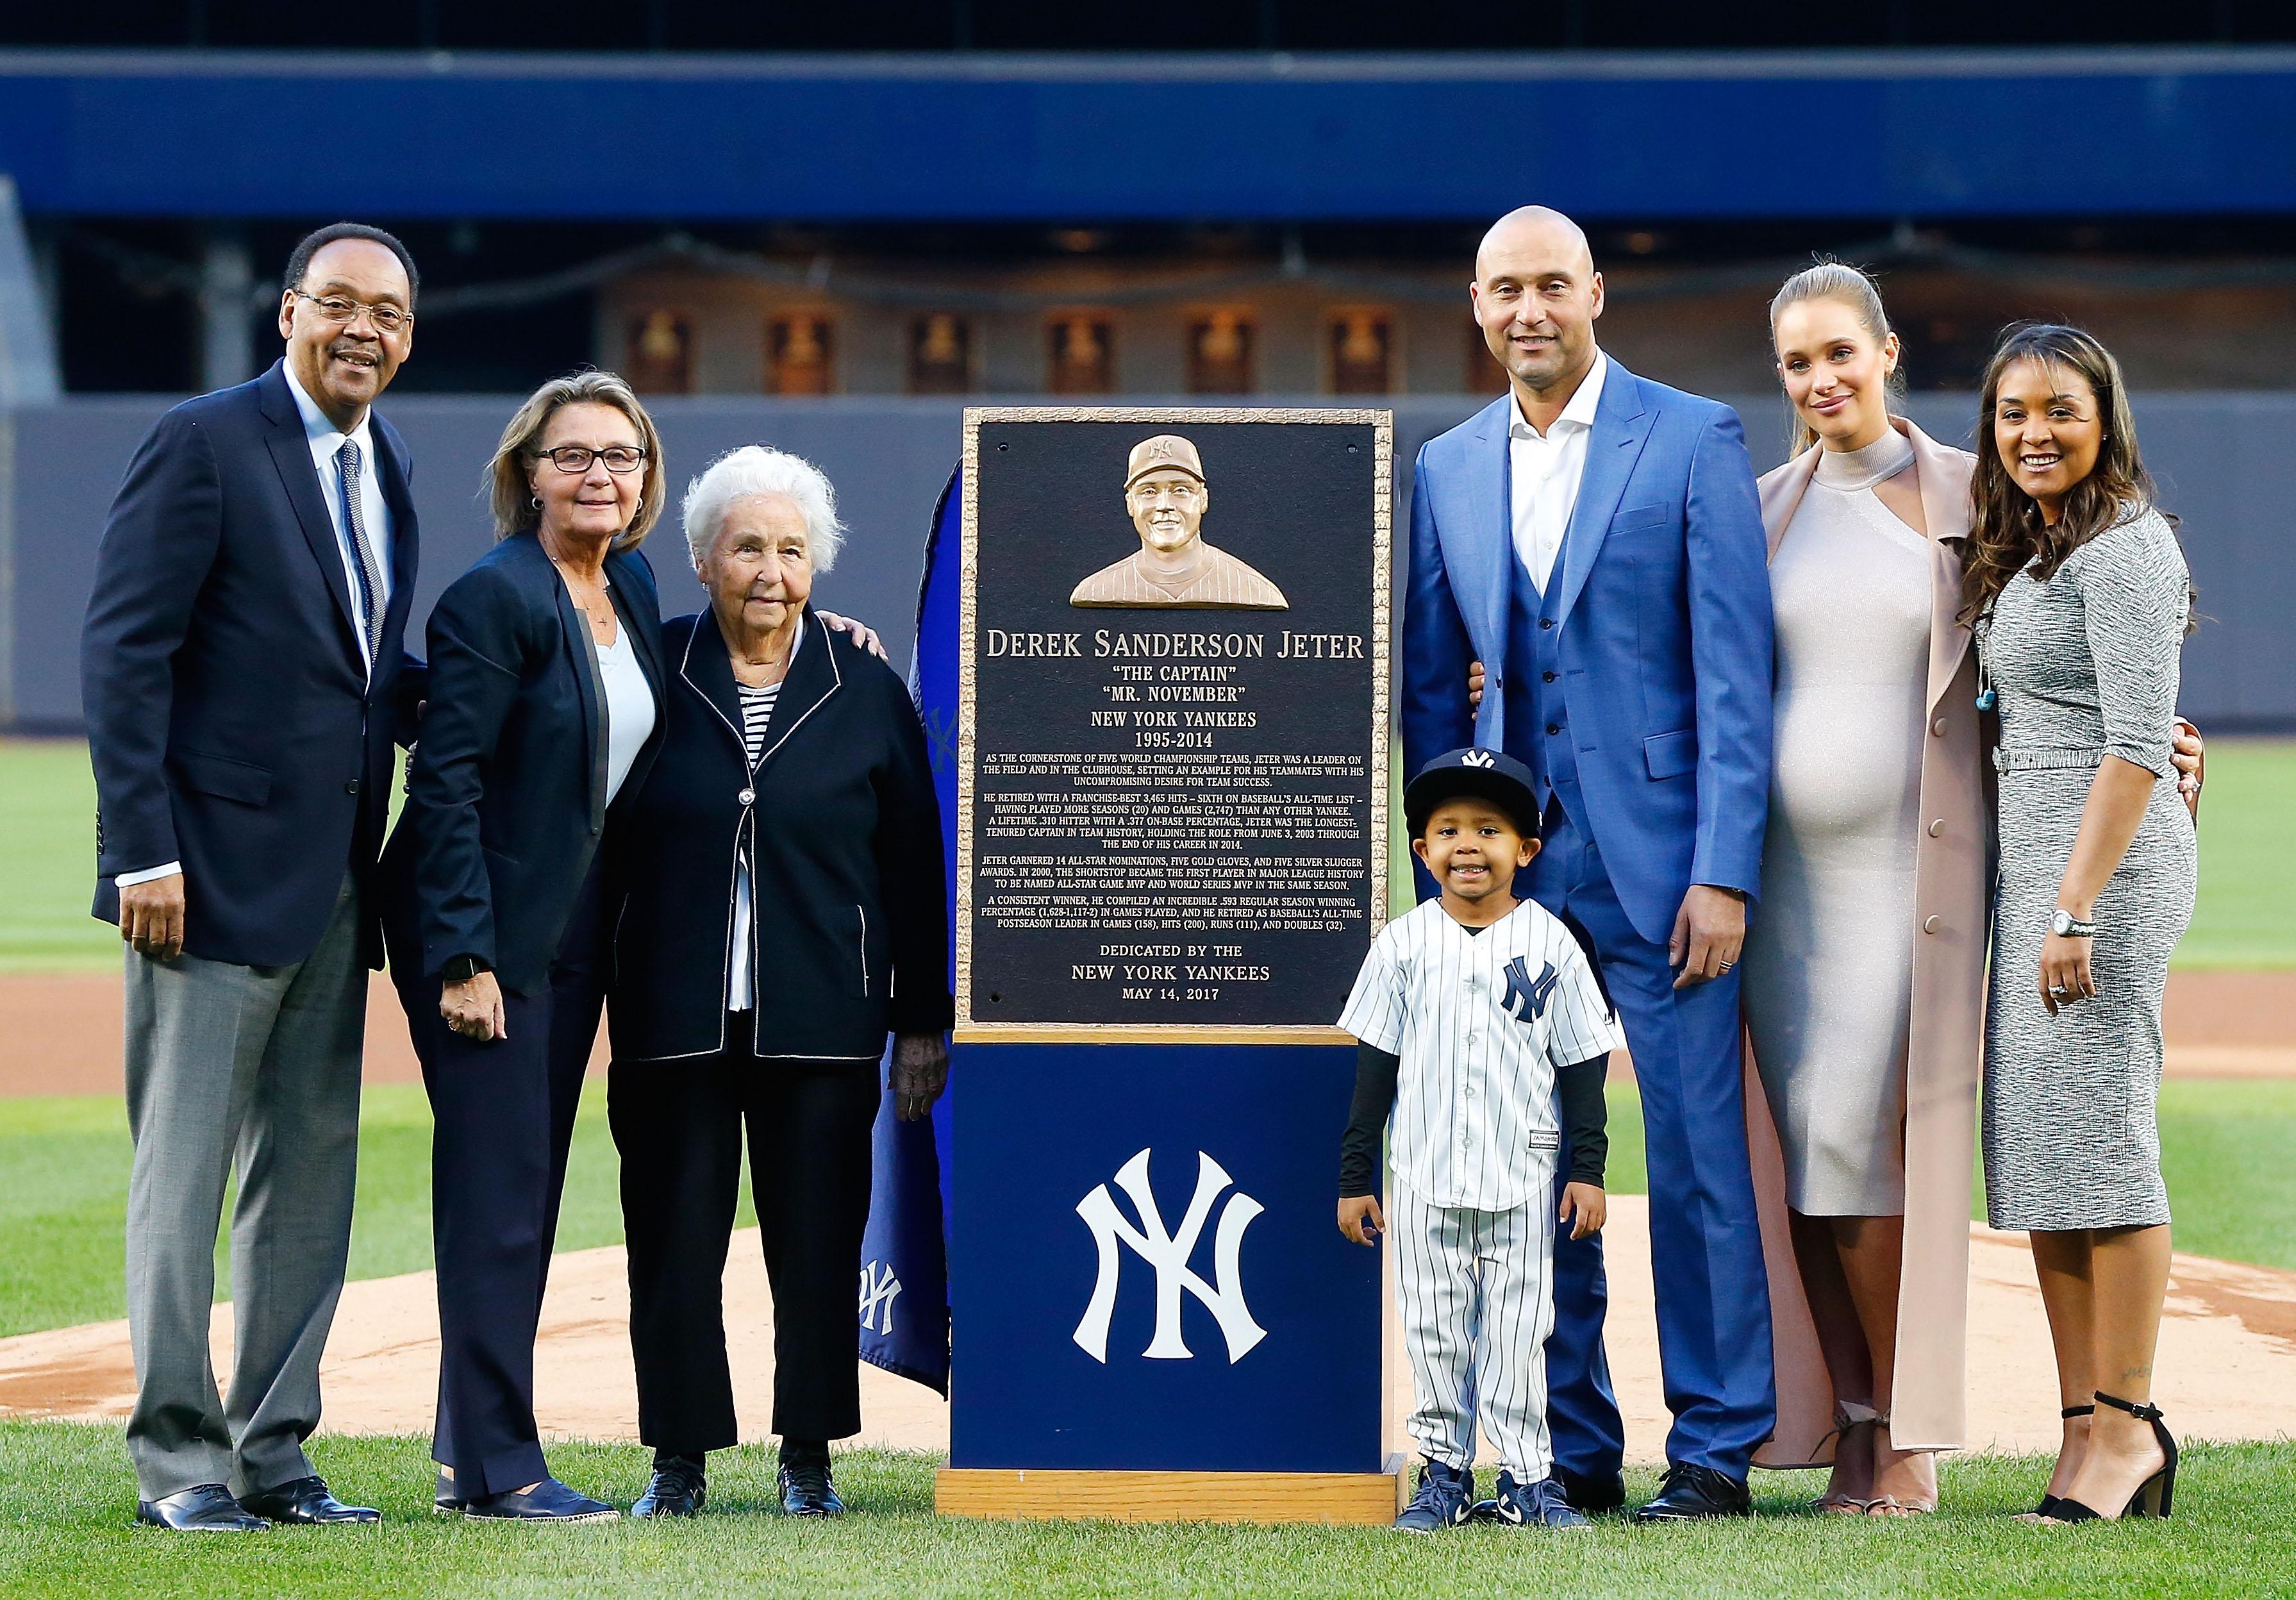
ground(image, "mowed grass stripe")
xmin=4 ymin=1079 xmax=2292 ymax=1343
xmin=8 ymin=737 xmax=2295 ymax=973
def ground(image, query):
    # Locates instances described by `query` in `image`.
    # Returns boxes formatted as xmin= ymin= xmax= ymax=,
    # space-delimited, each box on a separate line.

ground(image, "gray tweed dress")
xmin=1977 ymin=507 xmax=2195 ymax=1232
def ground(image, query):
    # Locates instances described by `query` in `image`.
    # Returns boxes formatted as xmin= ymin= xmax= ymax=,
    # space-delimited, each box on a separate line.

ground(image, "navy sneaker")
xmin=464 ymin=1478 xmax=619 ymax=1523
xmin=1394 ymin=1460 xmax=1475 ymax=1532
xmin=1483 ymin=1471 xmax=1593 ymax=1529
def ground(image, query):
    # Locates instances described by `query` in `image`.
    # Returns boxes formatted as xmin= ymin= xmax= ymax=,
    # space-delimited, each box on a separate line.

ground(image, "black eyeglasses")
xmin=293 ymin=290 xmax=412 ymax=334
xmin=533 ymin=445 xmax=650 ymax=474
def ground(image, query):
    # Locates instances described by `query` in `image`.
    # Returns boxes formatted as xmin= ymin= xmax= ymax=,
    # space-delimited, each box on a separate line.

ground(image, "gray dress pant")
xmin=122 ymin=874 xmax=366 ymax=1499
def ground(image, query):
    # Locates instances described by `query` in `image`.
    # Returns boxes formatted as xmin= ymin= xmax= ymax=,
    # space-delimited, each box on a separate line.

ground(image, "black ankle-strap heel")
xmin=2033 ymin=1405 xmax=2096 ymax=1519
xmin=2055 ymin=1392 xmax=2177 ymax=1522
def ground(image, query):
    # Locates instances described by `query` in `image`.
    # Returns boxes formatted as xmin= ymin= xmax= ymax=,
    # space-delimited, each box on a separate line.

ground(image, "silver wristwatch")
xmin=2050 ymin=909 xmax=2097 ymax=938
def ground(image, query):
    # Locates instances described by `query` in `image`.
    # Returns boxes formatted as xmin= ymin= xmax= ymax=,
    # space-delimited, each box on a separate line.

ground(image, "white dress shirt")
xmin=283 ymin=363 xmax=394 ymax=679
xmin=116 ymin=367 xmax=399 ymax=892
xmin=1508 ymin=347 xmax=1609 ymax=592
xmin=593 ymin=619 xmax=658 ymax=804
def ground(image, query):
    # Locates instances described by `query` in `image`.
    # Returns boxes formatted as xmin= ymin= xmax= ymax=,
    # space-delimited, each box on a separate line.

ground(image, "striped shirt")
xmin=728 ymin=626 xmax=799 ymax=1012
xmin=736 ymin=679 xmax=782 ymax=763
xmin=1338 ymin=897 xmax=1623 ymax=1211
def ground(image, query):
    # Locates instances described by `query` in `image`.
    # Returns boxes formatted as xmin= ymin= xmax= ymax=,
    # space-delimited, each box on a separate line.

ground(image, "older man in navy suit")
xmin=1402 ymin=207 xmax=1776 ymax=1522
xmin=81 ymin=224 xmax=424 ymax=1531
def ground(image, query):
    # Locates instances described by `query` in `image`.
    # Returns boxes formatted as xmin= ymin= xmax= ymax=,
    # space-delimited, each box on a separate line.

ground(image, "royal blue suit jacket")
xmin=1401 ymin=361 xmax=1774 ymax=945
xmin=80 ymin=361 xmax=423 ymax=968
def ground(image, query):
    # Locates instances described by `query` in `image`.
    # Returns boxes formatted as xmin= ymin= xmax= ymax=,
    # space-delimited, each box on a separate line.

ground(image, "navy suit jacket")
xmin=80 ymin=360 xmax=422 ymax=968
xmin=1401 ymin=361 xmax=1774 ymax=944
xmin=382 ymin=532 xmax=667 ymax=997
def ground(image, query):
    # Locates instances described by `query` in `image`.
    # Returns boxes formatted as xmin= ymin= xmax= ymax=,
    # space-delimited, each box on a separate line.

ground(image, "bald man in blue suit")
xmin=1401 ymin=208 xmax=1776 ymax=1522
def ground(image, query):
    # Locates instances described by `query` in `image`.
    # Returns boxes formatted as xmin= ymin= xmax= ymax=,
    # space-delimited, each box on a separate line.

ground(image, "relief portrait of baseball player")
xmin=1069 ymin=433 xmax=1289 ymax=610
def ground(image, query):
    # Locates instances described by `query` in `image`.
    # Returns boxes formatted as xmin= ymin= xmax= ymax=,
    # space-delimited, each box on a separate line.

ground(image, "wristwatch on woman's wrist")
xmin=2050 ymin=910 xmax=2097 ymax=938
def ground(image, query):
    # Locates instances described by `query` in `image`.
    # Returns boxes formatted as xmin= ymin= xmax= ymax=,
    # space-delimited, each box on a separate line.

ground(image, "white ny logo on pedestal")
xmin=1072 ymin=1148 xmax=1267 ymax=1364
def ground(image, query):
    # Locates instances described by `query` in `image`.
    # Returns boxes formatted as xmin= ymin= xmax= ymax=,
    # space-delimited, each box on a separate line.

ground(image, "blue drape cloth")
xmin=856 ymin=467 xmax=962 ymax=1394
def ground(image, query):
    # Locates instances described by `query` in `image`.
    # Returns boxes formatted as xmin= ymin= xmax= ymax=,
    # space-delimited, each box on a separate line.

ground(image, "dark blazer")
xmin=383 ymin=532 xmax=666 ymax=996
xmin=1402 ymin=362 xmax=1774 ymax=944
xmin=79 ymin=360 xmax=423 ymax=968
xmin=607 ymin=607 xmax=952 ymax=1063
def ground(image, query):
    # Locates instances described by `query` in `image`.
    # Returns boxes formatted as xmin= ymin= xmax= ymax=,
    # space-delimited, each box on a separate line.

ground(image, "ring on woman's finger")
xmin=2048 ymin=985 xmax=2068 ymax=997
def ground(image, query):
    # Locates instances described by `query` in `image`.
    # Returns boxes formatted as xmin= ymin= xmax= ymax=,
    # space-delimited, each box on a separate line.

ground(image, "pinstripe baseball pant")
xmin=1390 ymin=1161 xmax=1558 ymax=1481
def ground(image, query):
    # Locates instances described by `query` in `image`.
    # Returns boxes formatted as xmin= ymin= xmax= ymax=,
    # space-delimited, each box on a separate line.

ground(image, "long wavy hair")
xmin=1958 ymin=324 xmax=2171 ymax=628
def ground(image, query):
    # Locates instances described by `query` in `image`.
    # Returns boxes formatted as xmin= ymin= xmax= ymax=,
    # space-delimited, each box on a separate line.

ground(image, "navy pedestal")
xmin=938 ymin=1042 xmax=1394 ymax=1519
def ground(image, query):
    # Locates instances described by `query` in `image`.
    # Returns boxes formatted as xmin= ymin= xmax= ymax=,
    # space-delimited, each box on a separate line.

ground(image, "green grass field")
xmin=3 ymin=1076 xmax=2290 ymax=1342
xmin=0 ymin=1424 xmax=2290 ymax=1599
xmin=12 ymin=737 xmax=2295 ymax=972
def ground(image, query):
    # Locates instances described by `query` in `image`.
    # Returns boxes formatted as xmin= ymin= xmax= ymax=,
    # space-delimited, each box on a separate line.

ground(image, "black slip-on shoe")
xmin=240 ymin=1475 xmax=380 ymax=1525
xmin=464 ymin=1478 xmax=619 ymax=1523
xmin=136 ymin=1483 xmax=268 ymax=1532
xmin=632 ymin=1456 xmax=707 ymax=1519
xmin=433 ymin=1472 xmax=463 ymax=1517
xmin=1633 ymin=1462 xmax=1753 ymax=1522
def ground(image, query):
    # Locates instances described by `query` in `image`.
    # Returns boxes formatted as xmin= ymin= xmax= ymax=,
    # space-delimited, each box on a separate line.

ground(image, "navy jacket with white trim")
xmin=606 ymin=606 xmax=951 ymax=1063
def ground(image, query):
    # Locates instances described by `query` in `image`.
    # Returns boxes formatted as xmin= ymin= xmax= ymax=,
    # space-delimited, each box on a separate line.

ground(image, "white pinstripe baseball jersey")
xmin=1337 ymin=897 xmax=1622 ymax=1211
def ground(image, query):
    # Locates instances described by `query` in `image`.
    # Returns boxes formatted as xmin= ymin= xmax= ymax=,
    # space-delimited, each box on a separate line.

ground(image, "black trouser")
xmin=610 ymin=1017 xmax=881 ymax=1451
xmin=404 ymin=865 xmax=603 ymax=1501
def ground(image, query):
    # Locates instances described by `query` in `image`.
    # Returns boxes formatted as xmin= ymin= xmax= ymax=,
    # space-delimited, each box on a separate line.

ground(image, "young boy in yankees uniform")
xmin=1337 ymin=747 xmax=1623 ymax=1532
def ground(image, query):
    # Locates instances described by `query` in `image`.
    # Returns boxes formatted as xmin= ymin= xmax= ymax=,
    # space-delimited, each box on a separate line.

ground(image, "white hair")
xmin=680 ymin=444 xmax=847 ymax=574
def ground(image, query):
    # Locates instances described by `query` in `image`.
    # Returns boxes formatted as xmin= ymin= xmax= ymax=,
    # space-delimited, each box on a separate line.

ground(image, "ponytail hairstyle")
xmin=1767 ymin=260 xmax=1904 ymax=457
xmin=1958 ymin=323 xmax=2180 ymax=629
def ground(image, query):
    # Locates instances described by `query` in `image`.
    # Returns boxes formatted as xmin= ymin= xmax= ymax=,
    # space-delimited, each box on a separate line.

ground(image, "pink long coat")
xmin=1747 ymin=417 xmax=1988 ymax=1462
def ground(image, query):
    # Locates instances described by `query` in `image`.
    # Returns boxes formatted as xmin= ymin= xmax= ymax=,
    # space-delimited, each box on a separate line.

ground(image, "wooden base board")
xmin=935 ymin=1456 xmax=1406 ymax=1524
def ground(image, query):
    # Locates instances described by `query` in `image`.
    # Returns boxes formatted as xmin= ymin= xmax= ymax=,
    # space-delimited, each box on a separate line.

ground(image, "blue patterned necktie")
xmin=338 ymin=437 xmax=387 ymax=663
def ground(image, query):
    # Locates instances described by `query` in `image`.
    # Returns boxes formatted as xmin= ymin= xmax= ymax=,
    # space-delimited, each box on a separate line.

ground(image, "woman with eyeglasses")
xmin=382 ymin=371 xmax=672 ymax=1522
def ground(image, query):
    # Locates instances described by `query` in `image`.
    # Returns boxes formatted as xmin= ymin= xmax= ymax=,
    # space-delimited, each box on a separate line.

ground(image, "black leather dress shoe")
xmin=433 ymin=1473 xmax=463 ymax=1517
xmin=1633 ymin=1462 xmax=1752 ymax=1522
xmin=1554 ymin=1465 xmax=1627 ymax=1515
xmin=241 ymin=1476 xmax=380 ymax=1525
xmin=136 ymin=1483 xmax=268 ymax=1532
xmin=632 ymin=1456 xmax=707 ymax=1518
xmin=777 ymin=1456 xmax=844 ymax=1517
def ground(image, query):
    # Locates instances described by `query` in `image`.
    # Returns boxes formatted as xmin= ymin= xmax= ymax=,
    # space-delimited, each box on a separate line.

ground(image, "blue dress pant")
xmin=1529 ymin=799 xmax=1776 ymax=1478
xmin=402 ymin=863 xmax=603 ymax=1500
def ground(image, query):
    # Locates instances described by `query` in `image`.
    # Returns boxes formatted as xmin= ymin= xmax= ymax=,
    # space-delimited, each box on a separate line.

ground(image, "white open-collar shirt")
xmin=1507 ymin=347 xmax=1608 ymax=592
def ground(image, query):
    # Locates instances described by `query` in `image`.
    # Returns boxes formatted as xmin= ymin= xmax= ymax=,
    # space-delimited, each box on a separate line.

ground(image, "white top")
xmin=1507 ymin=347 xmax=1609 ymax=594
xmin=1338 ymin=897 xmax=1624 ymax=1211
xmin=594 ymin=623 xmax=656 ymax=804
xmin=727 ymin=622 xmax=802 ymax=1012
xmin=282 ymin=363 xmax=394 ymax=676
xmin=117 ymin=365 xmax=399 ymax=891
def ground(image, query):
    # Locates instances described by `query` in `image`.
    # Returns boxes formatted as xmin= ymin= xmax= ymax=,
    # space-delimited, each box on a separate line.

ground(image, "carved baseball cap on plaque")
xmin=1122 ymin=433 xmax=1206 ymax=487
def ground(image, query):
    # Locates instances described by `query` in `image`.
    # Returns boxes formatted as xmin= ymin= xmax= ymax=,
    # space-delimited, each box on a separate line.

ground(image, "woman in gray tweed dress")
xmin=1965 ymin=324 xmax=2196 ymax=1525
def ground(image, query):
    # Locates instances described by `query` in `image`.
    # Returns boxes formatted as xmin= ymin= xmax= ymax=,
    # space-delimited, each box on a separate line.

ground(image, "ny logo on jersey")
xmin=1500 ymin=956 xmax=1560 ymax=1024
xmin=857 ymin=1259 xmax=902 ymax=1336
xmin=1072 ymin=1149 xmax=1267 ymax=1365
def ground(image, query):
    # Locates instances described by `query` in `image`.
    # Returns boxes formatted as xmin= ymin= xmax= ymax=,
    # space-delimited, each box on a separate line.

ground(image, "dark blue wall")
xmin=4 ymin=48 xmax=2294 ymax=220
xmin=11 ymin=386 xmax=2292 ymax=733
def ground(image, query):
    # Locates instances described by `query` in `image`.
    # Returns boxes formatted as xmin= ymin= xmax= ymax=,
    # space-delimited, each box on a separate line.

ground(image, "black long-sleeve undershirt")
xmin=1338 ymin=1042 xmax=1610 ymax=1198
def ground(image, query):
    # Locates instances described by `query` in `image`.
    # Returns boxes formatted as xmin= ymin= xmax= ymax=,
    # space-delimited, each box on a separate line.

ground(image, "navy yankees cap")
xmin=1405 ymin=747 xmax=1543 ymax=840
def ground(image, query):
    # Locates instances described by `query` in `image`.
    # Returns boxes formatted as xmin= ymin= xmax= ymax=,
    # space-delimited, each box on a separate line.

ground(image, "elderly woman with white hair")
xmin=603 ymin=445 xmax=951 ymax=1522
